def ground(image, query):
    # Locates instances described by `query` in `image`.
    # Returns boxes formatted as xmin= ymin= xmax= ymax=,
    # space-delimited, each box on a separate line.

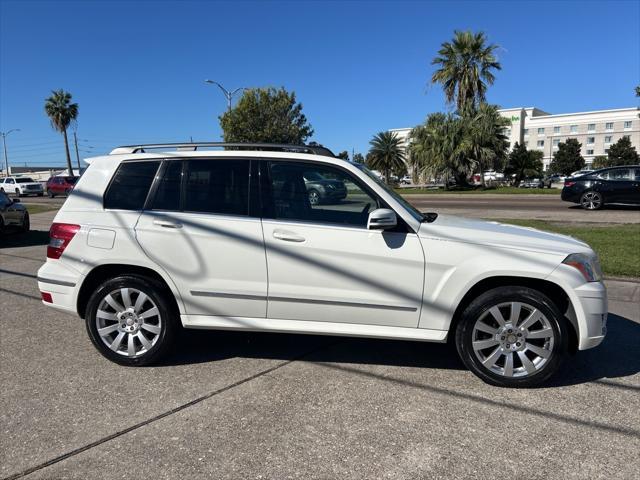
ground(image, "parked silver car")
xmin=0 ymin=190 xmax=29 ymax=234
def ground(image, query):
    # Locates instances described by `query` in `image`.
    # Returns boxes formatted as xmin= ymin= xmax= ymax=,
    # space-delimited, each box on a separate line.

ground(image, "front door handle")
xmin=273 ymin=230 xmax=305 ymax=243
xmin=153 ymin=219 xmax=183 ymax=229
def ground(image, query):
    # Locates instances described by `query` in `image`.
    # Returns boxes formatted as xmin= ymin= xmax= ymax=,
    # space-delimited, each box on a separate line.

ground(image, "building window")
xmin=587 ymin=123 xmax=596 ymax=132
xmin=624 ymin=121 xmax=632 ymax=129
xmin=537 ymin=140 xmax=544 ymax=148
xmin=553 ymin=138 xmax=560 ymax=147
xmin=504 ymin=128 xmax=511 ymax=137
xmin=524 ymin=129 xmax=529 ymax=136
xmin=570 ymin=125 xmax=578 ymax=133
xmin=623 ymin=135 xmax=631 ymax=141
xmin=586 ymin=149 xmax=594 ymax=155
xmin=606 ymin=122 xmax=614 ymax=130
xmin=587 ymin=136 xmax=595 ymax=145
xmin=524 ymin=141 xmax=529 ymax=148
xmin=553 ymin=126 xmax=560 ymax=134
xmin=537 ymin=127 xmax=545 ymax=135
xmin=605 ymin=135 xmax=613 ymax=143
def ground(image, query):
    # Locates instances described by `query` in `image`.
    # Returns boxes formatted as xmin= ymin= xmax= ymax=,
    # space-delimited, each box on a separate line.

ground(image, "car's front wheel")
xmin=308 ymin=189 xmax=321 ymax=206
xmin=455 ymin=286 xmax=568 ymax=387
xmin=48 ymin=190 xmax=55 ymax=198
xmin=85 ymin=275 xmax=177 ymax=366
xmin=20 ymin=212 xmax=29 ymax=232
xmin=580 ymin=190 xmax=603 ymax=210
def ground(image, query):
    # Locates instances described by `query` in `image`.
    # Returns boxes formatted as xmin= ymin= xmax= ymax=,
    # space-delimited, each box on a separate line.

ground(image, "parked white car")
xmin=37 ymin=143 xmax=607 ymax=387
xmin=0 ymin=176 xmax=44 ymax=196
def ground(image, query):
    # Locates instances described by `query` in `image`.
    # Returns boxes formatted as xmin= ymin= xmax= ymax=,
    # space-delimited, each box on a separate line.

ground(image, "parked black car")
xmin=561 ymin=165 xmax=640 ymax=210
xmin=303 ymin=171 xmax=347 ymax=205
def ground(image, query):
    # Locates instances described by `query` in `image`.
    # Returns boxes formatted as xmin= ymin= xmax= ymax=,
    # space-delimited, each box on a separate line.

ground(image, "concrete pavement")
xmin=0 ymin=213 xmax=639 ymax=479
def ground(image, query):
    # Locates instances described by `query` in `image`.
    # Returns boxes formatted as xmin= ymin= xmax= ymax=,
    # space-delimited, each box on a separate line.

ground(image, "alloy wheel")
xmin=581 ymin=191 xmax=602 ymax=210
xmin=95 ymin=287 xmax=162 ymax=357
xmin=308 ymin=190 xmax=320 ymax=206
xmin=471 ymin=301 xmax=555 ymax=378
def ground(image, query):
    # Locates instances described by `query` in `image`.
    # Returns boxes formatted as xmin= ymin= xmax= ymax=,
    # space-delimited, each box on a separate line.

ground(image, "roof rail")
xmin=109 ymin=142 xmax=336 ymax=158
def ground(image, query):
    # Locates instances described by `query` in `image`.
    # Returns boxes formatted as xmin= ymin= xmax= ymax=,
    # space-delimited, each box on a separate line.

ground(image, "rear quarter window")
xmin=104 ymin=161 xmax=160 ymax=210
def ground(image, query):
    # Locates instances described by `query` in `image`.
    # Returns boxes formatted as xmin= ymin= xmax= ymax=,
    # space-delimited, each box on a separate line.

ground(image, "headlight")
xmin=562 ymin=253 xmax=603 ymax=282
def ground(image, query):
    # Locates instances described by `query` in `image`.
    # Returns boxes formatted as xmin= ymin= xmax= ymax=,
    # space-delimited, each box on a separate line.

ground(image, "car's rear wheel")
xmin=580 ymin=190 xmax=603 ymax=210
xmin=48 ymin=190 xmax=55 ymax=198
xmin=455 ymin=286 xmax=567 ymax=387
xmin=308 ymin=189 xmax=321 ymax=206
xmin=15 ymin=188 xmax=20 ymax=197
xmin=86 ymin=275 xmax=177 ymax=366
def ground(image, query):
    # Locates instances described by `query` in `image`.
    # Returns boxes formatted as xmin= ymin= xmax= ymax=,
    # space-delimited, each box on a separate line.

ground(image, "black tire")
xmin=85 ymin=275 xmax=178 ymax=366
xmin=48 ymin=190 xmax=55 ymax=198
xmin=64 ymin=188 xmax=71 ymax=196
xmin=455 ymin=286 xmax=568 ymax=388
xmin=580 ymin=190 xmax=603 ymax=210
xmin=37 ymin=193 xmax=44 ymax=197
xmin=15 ymin=188 xmax=21 ymax=197
xmin=20 ymin=212 xmax=29 ymax=233
xmin=0 ymin=217 xmax=4 ymax=236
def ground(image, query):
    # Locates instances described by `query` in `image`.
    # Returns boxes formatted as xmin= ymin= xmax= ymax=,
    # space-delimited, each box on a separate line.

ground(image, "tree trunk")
xmin=63 ymin=128 xmax=73 ymax=175
xmin=479 ymin=159 xmax=485 ymax=188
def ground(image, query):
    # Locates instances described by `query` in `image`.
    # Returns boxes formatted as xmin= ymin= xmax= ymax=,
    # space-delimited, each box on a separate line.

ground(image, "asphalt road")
xmin=1 ymin=213 xmax=639 ymax=479
xmin=21 ymin=192 xmax=640 ymax=224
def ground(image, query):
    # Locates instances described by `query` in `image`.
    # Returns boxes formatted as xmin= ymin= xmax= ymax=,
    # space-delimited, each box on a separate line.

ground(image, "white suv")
xmin=37 ymin=143 xmax=607 ymax=387
xmin=0 ymin=176 xmax=44 ymax=196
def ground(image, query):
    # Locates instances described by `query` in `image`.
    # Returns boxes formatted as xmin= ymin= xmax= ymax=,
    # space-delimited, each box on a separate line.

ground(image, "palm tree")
xmin=44 ymin=89 xmax=78 ymax=175
xmin=409 ymin=113 xmax=473 ymax=188
xmin=367 ymin=131 xmax=406 ymax=184
xmin=463 ymin=103 xmax=509 ymax=186
xmin=431 ymin=30 xmax=501 ymax=112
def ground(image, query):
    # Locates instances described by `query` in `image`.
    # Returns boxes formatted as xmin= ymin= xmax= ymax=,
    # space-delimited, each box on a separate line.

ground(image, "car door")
xmin=135 ymin=158 xmax=268 ymax=318
xmin=606 ymin=168 xmax=635 ymax=203
xmin=260 ymin=160 xmax=425 ymax=328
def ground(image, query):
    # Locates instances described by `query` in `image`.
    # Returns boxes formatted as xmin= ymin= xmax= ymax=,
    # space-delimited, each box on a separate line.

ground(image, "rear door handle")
xmin=153 ymin=219 xmax=183 ymax=229
xmin=273 ymin=230 xmax=305 ymax=243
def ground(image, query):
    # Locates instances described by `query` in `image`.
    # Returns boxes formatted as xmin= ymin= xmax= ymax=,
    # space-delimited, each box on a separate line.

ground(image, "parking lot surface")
xmin=1 ymin=213 xmax=639 ymax=479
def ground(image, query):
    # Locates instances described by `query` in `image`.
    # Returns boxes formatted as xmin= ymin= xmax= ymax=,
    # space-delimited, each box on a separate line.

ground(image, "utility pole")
xmin=73 ymin=131 xmax=82 ymax=173
xmin=204 ymin=80 xmax=247 ymax=111
xmin=1 ymin=129 xmax=20 ymax=176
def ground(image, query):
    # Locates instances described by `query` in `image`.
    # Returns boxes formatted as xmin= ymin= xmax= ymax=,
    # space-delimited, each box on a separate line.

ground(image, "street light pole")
xmin=0 ymin=129 xmax=20 ymax=176
xmin=204 ymin=80 xmax=247 ymax=111
xmin=73 ymin=130 xmax=81 ymax=173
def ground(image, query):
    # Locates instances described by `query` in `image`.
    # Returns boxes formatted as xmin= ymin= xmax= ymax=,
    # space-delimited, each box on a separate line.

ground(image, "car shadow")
xmin=568 ymin=204 xmax=640 ymax=211
xmin=160 ymin=312 xmax=639 ymax=388
xmin=0 ymin=229 xmax=50 ymax=248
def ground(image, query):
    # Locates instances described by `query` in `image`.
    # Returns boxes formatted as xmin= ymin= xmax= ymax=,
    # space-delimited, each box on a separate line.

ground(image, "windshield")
xmin=16 ymin=178 xmax=35 ymax=183
xmin=353 ymin=163 xmax=424 ymax=223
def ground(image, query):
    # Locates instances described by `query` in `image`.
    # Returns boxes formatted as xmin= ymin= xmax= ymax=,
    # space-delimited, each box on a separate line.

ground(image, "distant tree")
xmin=431 ymin=30 xmax=501 ymax=112
xmin=635 ymin=85 xmax=640 ymax=97
xmin=336 ymin=151 xmax=349 ymax=160
xmin=591 ymin=155 xmax=610 ymax=169
xmin=352 ymin=152 xmax=365 ymax=164
xmin=549 ymin=138 xmax=584 ymax=175
xmin=367 ymin=131 xmax=406 ymax=184
xmin=504 ymin=142 xmax=543 ymax=186
xmin=606 ymin=136 xmax=639 ymax=165
xmin=462 ymin=103 xmax=509 ymax=186
xmin=219 ymin=87 xmax=313 ymax=144
xmin=44 ymin=89 xmax=78 ymax=175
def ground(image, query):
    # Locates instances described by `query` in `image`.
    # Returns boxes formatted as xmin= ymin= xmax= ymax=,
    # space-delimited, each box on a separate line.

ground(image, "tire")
xmin=48 ymin=190 xmax=55 ymax=198
xmin=85 ymin=275 xmax=177 ymax=366
xmin=455 ymin=286 xmax=568 ymax=388
xmin=15 ymin=188 xmax=21 ymax=197
xmin=65 ymin=188 xmax=71 ymax=196
xmin=20 ymin=212 xmax=29 ymax=233
xmin=37 ymin=193 xmax=43 ymax=197
xmin=308 ymin=189 xmax=321 ymax=206
xmin=0 ymin=217 xmax=4 ymax=236
xmin=580 ymin=190 xmax=603 ymax=210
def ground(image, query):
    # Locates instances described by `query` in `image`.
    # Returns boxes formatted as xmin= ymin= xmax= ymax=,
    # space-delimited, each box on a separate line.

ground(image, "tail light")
xmin=41 ymin=292 xmax=53 ymax=303
xmin=564 ymin=180 xmax=576 ymax=187
xmin=47 ymin=223 xmax=80 ymax=259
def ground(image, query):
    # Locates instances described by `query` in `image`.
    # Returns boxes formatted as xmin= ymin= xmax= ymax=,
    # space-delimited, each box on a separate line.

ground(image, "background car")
xmin=561 ymin=165 xmax=640 ymax=210
xmin=46 ymin=175 xmax=79 ymax=197
xmin=0 ymin=190 xmax=29 ymax=234
xmin=0 ymin=176 xmax=44 ymax=197
xmin=400 ymin=175 xmax=412 ymax=185
xmin=303 ymin=171 xmax=347 ymax=205
xmin=519 ymin=177 xmax=543 ymax=188
xmin=569 ymin=169 xmax=594 ymax=178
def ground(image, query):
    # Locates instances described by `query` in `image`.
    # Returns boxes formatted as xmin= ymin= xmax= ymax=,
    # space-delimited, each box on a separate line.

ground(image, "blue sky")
xmin=1 ymin=0 xmax=639 ymax=167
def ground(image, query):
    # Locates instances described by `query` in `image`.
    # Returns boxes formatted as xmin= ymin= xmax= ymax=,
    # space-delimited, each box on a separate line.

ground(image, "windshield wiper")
xmin=422 ymin=212 xmax=438 ymax=223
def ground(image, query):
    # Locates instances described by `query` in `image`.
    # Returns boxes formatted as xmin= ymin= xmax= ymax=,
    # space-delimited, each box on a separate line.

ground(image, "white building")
xmin=390 ymin=106 xmax=639 ymax=172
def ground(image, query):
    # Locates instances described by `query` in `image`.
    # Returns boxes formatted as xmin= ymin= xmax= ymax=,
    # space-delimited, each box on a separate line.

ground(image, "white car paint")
xmin=0 ymin=176 xmax=44 ymax=196
xmin=37 ymin=148 xmax=607 ymax=352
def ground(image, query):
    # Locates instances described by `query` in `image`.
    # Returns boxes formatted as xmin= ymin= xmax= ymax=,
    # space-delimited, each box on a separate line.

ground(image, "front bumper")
xmin=573 ymin=281 xmax=608 ymax=350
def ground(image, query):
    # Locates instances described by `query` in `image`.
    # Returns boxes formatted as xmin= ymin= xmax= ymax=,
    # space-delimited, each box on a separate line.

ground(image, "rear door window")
xmin=609 ymin=168 xmax=632 ymax=181
xmin=151 ymin=161 xmax=183 ymax=211
xmin=104 ymin=161 xmax=160 ymax=210
xmin=183 ymin=159 xmax=250 ymax=216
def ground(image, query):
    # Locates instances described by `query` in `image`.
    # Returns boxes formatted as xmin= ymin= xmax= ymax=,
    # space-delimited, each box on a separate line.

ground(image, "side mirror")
xmin=367 ymin=208 xmax=397 ymax=230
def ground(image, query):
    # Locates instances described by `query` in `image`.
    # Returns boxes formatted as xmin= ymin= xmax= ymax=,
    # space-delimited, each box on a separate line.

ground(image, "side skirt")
xmin=181 ymin=315 xmax=448 ymax=343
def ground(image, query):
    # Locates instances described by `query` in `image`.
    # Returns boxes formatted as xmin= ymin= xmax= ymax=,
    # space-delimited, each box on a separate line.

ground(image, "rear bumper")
xmin=560 ymin=188 xmax=581 ymax=203
xmin=37 ymin=260 xmax=84 ymax=316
